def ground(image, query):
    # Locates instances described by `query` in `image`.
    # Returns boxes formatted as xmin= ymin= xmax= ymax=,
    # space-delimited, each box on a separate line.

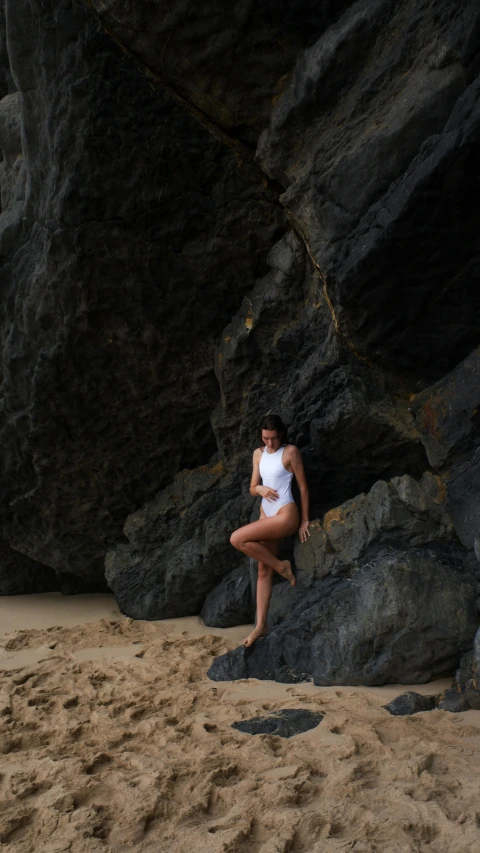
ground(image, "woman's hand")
xmin=256 ymin=485 xmax=279 ymax=502
xmin=298 ymin=520 xmax=310 ymax=543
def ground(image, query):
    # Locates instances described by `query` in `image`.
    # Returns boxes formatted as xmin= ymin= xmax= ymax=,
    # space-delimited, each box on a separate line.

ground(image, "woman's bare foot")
xmin=278 ymin=560 xmax=296 ymax=586
xmin=243 ymin=625 xmax=268 ymax=647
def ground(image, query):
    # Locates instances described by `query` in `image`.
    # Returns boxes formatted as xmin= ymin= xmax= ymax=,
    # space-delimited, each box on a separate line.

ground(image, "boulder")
xmin=105 ymin=462 xmax=254 ymax=619
xmin=383 ymin=692 xmax=437 ymax=716
xmin=208 ymin=547 xmax=479 ymax=685
xmin=201 ymin=565 xmax=254 ymax=629
xmin=266 ymin=471 xmax=455 ymax=629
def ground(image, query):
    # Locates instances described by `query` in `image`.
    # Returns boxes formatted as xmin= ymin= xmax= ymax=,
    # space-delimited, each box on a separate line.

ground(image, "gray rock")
xmin=412 ymin=348 xmax=480 ymax=469
xmin=0 ymin=0 xmax=479 ymax=695
xmin=463 ymin=628 xmax=480 ymax=710
xmin=448 ymin=448 xmax=480 ymax=554
xmin=320 ymin=472 xmax=454 ymax=566
xmin=208 ymin=547 xmax=479 ymax=685
xmin=436 ymin=687 xmax=470 ymax=714
xmin=232 ymin=708 xmax=324 ymax=738
xmin=106 ymin=463 xmax=254 ymax=619
xmin=201 ymin=565 xmax=254 ymax=629
xmin=88 ymin=1 xmax=353 ymax=145
xmin=267 ymin=471 xmax=456 ymax=630
xmin=0 ymin=0 xmax=285 ymax=580
xmin=0 ymin=539 xmax=58 ymax=595
xmin=258 ymin=0 xmax=480 ymax=376
xmin=383 ymin=692 xmax=437 ymax=716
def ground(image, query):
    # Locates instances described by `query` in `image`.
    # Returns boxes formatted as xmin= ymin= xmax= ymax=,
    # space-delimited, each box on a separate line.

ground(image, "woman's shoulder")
xmin=253 ymin=446 xmax=263 ymax=460
xmin=283 ymin=443 xmax=300 ymax=457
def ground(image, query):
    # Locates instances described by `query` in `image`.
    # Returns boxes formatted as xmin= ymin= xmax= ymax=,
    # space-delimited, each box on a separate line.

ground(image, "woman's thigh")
xmin=237 ymin=505 xmax=299 ymax=542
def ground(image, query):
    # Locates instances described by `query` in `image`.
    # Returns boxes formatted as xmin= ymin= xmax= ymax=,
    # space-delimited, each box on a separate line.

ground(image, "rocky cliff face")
xmin=1 ymin=0 xmax=479 ymax=685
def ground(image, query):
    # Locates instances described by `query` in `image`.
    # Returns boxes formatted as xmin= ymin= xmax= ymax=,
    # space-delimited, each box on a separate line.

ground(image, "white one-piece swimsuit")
xmin=259 ymin=445 xmax=295 ymax=518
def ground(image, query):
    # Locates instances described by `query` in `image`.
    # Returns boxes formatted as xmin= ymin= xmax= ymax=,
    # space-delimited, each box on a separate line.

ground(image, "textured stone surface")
xmin=436 ymin=687 xmax=470 ymax=714
xmin=88 ymin=0 xmax=353 ymax=145
xmin=0 ymin=539 xmax=58 ymax=595
xmin=264 ymin=471 xmax=455 ymax=631
xmin=450 ymin=628 xmax=480 ymax=711
xmin=258 ymin=0 xmax=480 ymax=376
xmin=0 ymin=0 xmax=284 ymax=581
xmin=232 ymin=708 xmax=324 ymax=738
xmin=105 ymin=462 xmax=254 ymax=619
xmin=212 ymin=230 xmax=427 ymax=518
xmin=412 ymin=348 xmax=480 ymax=469
xmin=208 ymin=548 xmax=479 ymax=685
xmin=383 ymin=692 xmax=437 ymax=717
xmin=201 ymin=565 xmax=254 ymax=629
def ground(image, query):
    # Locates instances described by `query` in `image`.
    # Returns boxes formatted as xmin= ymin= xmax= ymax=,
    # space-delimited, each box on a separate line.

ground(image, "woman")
xmin=230 ymin=414 xmax=310 ymax=647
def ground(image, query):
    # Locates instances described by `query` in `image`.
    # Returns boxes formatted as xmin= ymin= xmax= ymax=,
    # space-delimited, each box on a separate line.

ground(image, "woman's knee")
xmin=230 ymin=529 xmax=245 ymax=550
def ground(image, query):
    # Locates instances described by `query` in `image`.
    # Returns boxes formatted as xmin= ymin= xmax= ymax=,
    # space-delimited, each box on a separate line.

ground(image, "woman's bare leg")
xmin=230 ymin=509 xmax=298 ymax=588
xmin=244 ymin=540 xmax=278 ymax=647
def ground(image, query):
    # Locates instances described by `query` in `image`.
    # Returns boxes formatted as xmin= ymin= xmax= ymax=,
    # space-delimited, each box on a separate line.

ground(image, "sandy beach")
xmin=0 ymin=595 xmax=479 ymax=853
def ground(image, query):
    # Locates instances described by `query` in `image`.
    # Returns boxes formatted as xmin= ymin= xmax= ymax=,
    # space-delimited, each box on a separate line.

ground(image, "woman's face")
xmin=261 ymin=429 xmax=281 ymax=451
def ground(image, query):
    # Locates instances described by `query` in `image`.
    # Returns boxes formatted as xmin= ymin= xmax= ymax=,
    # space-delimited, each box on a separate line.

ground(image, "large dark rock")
xmin=208 ymin=547 xmax=479 ymax=685
xmin=201 ymin=565 xmax=254 ymax=628
xmin=0 ymin=539 xmax=58 ymax=595
xmin=88 ymin=0 xmax=353 ymax=145
xmin=212 ymin=230 xmax=428 ymax=517
xmin=105 ymin=462 xmax=254 ymax=619
xmin=257 ymin=0 xmax=480 ymax=376
xmin=0 ymin=0 xmax=284 ymax=581
xmin=410 ymin=348 xmax=480 ymax=558
xmin=265 ymin=471 xmax=455 ymax=630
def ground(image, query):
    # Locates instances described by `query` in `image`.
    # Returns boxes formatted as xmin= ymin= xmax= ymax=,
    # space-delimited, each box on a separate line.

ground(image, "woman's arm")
xmin=289 ymin=446 xmax=310 ymax=542
xmin=249 ymin=449 xmax=279 ymax=502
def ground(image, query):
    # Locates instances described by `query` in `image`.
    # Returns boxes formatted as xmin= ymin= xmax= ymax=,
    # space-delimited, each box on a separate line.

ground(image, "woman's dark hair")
xmin=257 ymin=413 xmax=288 ymax=447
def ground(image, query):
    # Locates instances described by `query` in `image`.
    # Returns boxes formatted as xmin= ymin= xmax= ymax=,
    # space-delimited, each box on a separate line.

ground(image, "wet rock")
xmin=232 ymin=708 xmax=324 ymax=738
xmin=383 ymin=692 xmax=437 ymax=716
xmin=208 ymin=547 xmax=479 ymax=685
